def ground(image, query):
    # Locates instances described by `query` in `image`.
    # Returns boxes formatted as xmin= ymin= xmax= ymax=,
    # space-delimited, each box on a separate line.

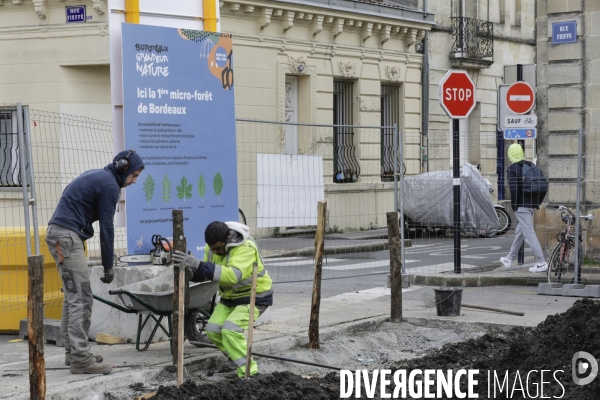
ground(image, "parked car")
xmin=400 ymin=163 xmax=511 ymax=238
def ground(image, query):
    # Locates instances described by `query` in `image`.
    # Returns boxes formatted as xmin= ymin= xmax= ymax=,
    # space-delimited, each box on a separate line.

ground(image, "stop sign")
xmin=506 ymin=81 xmax=535 ymax=114
xmin=439 ymin=70 xmax=476 ymax=118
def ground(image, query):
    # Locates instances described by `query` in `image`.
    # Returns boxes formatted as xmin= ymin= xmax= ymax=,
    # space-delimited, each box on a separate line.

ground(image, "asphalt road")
xmin=264 ymin=231 xmax=520 ymax=285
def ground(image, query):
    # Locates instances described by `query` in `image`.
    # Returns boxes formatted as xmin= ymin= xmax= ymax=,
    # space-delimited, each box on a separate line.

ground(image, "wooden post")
xmin=387 ymin=211 xmax=403 ymax=322
xmin=244 ymin=262 xmax=258 ymax=379
xmin=309 ymin=200 xmax=327 ymax=349
xmin=172 ymin=210 xmax=186 ymax=371
xmin=177 ymin=264 xmax=185 ymax=386
xmin=28 ymin=255 xmax=46 ymax=400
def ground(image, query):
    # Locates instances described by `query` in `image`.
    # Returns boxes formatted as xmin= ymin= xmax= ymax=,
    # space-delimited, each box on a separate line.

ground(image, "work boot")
xmin=70 ymin=361 xmax=113 ymax=375
xmin=65 ymin=352 xmax=103 ymax=366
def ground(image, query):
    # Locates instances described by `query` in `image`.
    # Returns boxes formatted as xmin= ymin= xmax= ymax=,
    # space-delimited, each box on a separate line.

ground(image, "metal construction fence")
xmin=2 ymin=104 xmax=600 ymax=329
xmin=403 ymin=128 xmax=600 ymax=286
xmin=0 ymin=105 xmax=127 ymax=324
xmin=235 ymin=119 xmax=402 ymax=284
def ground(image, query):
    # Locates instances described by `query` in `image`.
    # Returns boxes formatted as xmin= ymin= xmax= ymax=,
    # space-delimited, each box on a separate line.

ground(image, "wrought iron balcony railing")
xmin=450 ymin=17 xmax=493 ymax=59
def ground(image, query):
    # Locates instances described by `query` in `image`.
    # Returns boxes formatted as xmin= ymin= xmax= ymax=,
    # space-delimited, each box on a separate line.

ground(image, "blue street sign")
xmin=552 ymin=21 xmax=577 ymax=45
xmin=66 ymin=6 xmax=86 ymax=23
xmin=503 ymin=128 xmax=537 ymax=140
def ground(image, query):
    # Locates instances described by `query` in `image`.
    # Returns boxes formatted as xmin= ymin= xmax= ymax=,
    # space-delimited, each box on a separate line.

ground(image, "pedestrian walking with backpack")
xmin=500 ymin=143 xmax=549 ymax=273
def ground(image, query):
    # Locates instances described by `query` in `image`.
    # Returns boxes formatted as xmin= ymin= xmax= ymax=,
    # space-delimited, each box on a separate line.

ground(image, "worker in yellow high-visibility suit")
xmin=173 ymin=221 xmax=273 ymax=378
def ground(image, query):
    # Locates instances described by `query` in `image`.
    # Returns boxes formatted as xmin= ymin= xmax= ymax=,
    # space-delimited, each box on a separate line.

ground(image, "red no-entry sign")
xmin=506 ymin=81 xmax=535 ymax=114
xmin=439 ymin=70 xmax=476 ymax=119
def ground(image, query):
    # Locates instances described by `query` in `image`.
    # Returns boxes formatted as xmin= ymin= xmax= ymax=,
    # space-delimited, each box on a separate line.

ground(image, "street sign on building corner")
xmin=552 ymin=20 xmax=577 ymax=45
xmin=66 ymin=6 xmax=86 ymax=23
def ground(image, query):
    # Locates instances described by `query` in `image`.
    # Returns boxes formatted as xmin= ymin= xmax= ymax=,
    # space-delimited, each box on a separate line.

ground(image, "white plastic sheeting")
xmin=257 ymin=154 xmax=324 ymax=228
xmin=402 ymin=163 xmax=500 ymax=236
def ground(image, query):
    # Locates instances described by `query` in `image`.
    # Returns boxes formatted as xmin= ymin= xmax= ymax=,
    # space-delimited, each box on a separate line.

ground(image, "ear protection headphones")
xmin=114 ymin=149 xmax=135 ymax=174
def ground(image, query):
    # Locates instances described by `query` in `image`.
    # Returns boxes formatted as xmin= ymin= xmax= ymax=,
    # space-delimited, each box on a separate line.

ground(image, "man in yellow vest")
xmin=172 ymin=221 xmax=273 ymax=378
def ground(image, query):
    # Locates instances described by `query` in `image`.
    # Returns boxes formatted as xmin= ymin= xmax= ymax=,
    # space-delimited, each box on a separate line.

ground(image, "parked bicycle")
xmin=547 ymin=205 xmax=594 ymax=284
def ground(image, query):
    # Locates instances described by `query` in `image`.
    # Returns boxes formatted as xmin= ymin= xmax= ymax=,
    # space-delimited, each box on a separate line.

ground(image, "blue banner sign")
xmin=552 ymin=21 xmax=577 ymax=45
xmin=503 ymin=128 xmax=537 ymax=140
xmin=122 ymin=24 xmax=238 ymax=258
xmin=65 ymin=6 xmax=86 ymax=23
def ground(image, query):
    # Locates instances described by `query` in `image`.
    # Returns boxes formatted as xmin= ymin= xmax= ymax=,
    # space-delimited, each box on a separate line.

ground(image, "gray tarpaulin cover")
xmin=402 ymin=163 xmax=500 ymax=236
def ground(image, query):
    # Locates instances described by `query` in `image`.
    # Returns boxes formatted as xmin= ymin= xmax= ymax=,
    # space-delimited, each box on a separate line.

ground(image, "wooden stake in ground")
xmin=172 ymin=210 xmax=187 ymax=377
xmin=245 ymin=262 xmax=258 ymax=379
xmin=387 ymin=211 xmax=403 ymax=322
xmin=28 ymin=255 xmax=46 ymax=400
xmin=177 ymin=264 xmax=185 ymax=386
xmin=309 ymin=200 xmax=327 ymax=349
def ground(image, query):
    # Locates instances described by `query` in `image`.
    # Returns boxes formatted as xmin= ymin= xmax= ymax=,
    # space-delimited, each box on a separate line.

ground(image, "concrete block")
xmin=386 ymin=274 xmax=411 ymax=288
xmin=461 ymin=277 xmax=479 ymax=287
xmin=548 ymin=182 xmax=578 ymax=205
xmin=586 ymin=0 xmax=600 ymax=12
xmin=592 ymin=12 xmax=600 ymax=36
xmin=585 ymin=84 xmax=600 ymax=111
xmin=548 ymin=111 xmax=582 ymax=131
xmin=547 ymin=64 xmax=582 ymax=85
xmin=548 ymin=157 xmax=579 ymax=179
xmin=537 ymin=283 xmax=563 ymax=295
xmin=590 ymin=109 xmax=600 ymax=131
xmin=548 ymin=87 xmax=583 ymax=109
xmin=537 ymin=283 xmax=600 ymax=297
xmin=19 ymin=318 xmax=64 ymax=347
xmin=584 ymin=175 xmax=600 ymax=205
xmin=548 ymin=0 xmax=582 ymax=13
xmin=548 ymin=135 xmax=580 ymax=155
xmin=548 ymin=42 xmax=582 ymax=62
xmin=357 ymin=79 xmax=381 ymax=95
xmin=586 ymin=37 xmax=600 ymax=61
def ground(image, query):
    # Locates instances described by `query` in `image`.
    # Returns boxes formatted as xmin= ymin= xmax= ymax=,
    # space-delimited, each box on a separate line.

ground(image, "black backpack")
xmin=521 ymin=162 xmax=548 ymax=207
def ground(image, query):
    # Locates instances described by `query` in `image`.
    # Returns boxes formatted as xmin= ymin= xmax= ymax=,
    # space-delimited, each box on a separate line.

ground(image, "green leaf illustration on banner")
xmin=143 ymin=174 xmax=155 ymax=205
xmin=198 ymin=174 xmax=206 ymax=202
xmin=177 ymin=176 xmax=193 ymax=202
xmin=213 ymin=172 xmax=223 ymax=201
xmin=162 ymin=174 xmax=171 ymax=204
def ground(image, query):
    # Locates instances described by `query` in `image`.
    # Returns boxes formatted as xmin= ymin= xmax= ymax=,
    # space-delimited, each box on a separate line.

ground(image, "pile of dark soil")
xmin=395 ymin=298 xmax=600 ymax=399
xmin=148 ymin=299 xmax=600 ymax=400
xmin=152 ymin=372 xmax=342 ymax=400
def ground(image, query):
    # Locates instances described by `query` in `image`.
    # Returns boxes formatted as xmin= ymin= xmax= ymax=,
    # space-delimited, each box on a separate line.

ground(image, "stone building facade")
xmin=0 ymin=0 xmax=433 ymax=235
xmin=535 ymin=0 xmax=600 ymax=251
xmin=425 ymin=0 xmax=536 ymax=197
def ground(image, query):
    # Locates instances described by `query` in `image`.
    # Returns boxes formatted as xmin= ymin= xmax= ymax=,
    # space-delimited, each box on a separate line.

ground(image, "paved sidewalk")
xmin=0 ymin=283 xmax=581 ymax=400
xmin=0 ymin=228 xmax=591 ymax=399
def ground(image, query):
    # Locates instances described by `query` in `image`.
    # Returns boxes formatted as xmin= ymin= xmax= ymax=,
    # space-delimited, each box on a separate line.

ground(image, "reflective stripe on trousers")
xmin=205 ymin=302 xmax=261 ymax=377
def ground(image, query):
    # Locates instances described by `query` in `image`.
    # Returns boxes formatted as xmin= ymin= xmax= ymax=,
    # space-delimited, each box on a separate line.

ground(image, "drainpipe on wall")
xmin=125 ymin=0 xmax=140 ymax=24
xmin=421 ymin=0 xmax=429 ymax=172
xmin=204 ymin=0 xmax=218 ymax=32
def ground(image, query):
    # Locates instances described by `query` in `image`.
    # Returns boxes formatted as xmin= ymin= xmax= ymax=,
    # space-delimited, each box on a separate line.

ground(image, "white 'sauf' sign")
xmin=504 ymin=114 xmax=537 ymax=128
